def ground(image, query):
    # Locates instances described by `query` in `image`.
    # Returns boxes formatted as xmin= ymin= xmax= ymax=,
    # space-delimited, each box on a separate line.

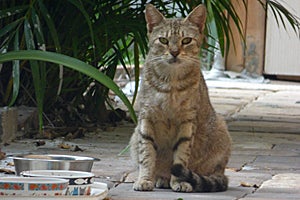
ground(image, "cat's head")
xmin=145 ymin=4 xmax=206 ymax=65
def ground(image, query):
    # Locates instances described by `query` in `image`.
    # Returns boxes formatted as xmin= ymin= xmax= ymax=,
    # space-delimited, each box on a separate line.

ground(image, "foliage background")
xmin=0 ymin=0 xmax=299 ymax=131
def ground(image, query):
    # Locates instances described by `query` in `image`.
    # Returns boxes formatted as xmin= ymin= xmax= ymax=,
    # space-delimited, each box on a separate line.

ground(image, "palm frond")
xmin=266 ymin=0 xmax=300 ymax=37
xmin=1 ymin=0 xmax=299 ymax=129
xmin=0 ymin=50 xmax=137 ymax=124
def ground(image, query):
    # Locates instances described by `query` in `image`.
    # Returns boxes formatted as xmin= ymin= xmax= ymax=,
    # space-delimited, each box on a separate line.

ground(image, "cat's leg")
xmin=133 ymin=119 xmax=157 ymax=191
xmin=155 ymin=176 xmax=170 ymax=188
xmin=170 ymin=122 xmax=195 ymax=192
xmin=155 ymin=149 xmax=173 ymax=188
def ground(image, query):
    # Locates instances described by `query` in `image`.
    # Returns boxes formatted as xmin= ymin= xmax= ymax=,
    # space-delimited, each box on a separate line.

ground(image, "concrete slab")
xmin=248 ymin=155 xmax=300 ymax=170
xmin=242 ymin=173 xmax=300 ymax=200
xmin=228 ymin=121 xmax=300 ymax=133
xmin=109 ymin=182 xmax=254 ymax=200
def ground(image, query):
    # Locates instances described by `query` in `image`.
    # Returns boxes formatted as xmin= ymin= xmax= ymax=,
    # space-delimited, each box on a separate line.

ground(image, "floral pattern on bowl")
xmin=0 ymin=177 xmax=68 ymax=196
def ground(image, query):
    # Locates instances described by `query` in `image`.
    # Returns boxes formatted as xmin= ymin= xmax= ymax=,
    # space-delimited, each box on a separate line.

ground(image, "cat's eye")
xmin=159 ymin=37 xmax=169 ymax=45
xmin=182 ymin=37 xmax=192 ymax=45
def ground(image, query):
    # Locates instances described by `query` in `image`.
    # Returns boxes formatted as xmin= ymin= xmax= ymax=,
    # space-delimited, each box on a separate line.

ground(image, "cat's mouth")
xmin=168 ymin=57 xmax=180 ymax=64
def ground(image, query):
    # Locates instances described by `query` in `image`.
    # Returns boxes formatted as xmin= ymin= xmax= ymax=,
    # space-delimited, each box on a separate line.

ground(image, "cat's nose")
xmin=170 ymin=50 xmax=180 ymax=58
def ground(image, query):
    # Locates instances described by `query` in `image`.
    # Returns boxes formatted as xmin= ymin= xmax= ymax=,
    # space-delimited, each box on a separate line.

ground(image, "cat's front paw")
xmin=133 ymin=179 xmax=154 ymax=191
xmin=155 ymin=177 xmax=170 ymax=188
xmin=171 ymin=181 xmax=193 ymax=193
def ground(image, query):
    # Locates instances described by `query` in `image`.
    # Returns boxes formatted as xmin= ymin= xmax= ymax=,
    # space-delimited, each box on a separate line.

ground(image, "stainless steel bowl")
xmin=12 ymin=154 xmax=100 ymax=175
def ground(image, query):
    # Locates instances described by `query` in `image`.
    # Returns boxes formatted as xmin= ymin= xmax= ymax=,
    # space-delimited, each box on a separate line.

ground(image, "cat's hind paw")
xmin=155 ymin=177 xmax=170 ymax=188
xmin=133 ymin=179 xmax=154 ymax=191
xmin=171 ymin=181 xmax=193 ymax=193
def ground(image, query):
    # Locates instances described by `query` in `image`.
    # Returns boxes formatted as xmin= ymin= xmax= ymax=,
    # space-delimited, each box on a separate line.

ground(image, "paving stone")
xmin=249 ymin=155 xmax=300 ymax=171
xmin=213 ymin=104 xmax=242 ymax=118
xmin=258 ymin=173 xmax=300 ymax=192
xmin=272 ymin=143 xmax=300 ymax=154
xmin=242 ymin=173 xmax=300 ymax=200
xmin=228 ymin=120 xmax=300 ymax=133
xmin=206 ymin=80 xmax=300 ymax=91
xmin=226 ymin=170 xmax=271 ymax=188
xmin=232 ymin=148 xmax=299 ymax=157
xmin=230 ymin=132 xmax=300 ymax=146
xmin=228 ymin=154 xmax=257 ymax=170
xmin=233 ymin=108 xmax=300 ymax=123
xmin=109 ymin=182 xmax=253 ymax=200
xmin=241 ymin=194 xmax=300 ymax=200
xmin=211 ymin=96 xmax=251 ymax=105
xmin=233 ymin=141 xmax=273 ymax=150
xmin=208 ymin=88 xmax=268 ymax=99
xmin=230 ymin=91 xmax=300 ymax=124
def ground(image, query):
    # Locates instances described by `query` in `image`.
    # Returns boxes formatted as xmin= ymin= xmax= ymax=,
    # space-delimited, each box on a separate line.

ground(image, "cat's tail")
xmin=171 ymin=164 xmax=228 ymax=192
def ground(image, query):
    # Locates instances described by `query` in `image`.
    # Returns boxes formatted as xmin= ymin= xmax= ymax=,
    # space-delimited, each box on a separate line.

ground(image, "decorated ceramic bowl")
xmin=0 ymin=177 xmax=68 ymax=196
xmin=21 ymin=170 xmax=94 ymax=196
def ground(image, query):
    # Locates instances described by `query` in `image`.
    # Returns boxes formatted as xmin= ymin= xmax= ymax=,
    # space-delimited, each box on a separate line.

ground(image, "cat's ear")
xmin=145 ymin=4 xmax=165 ymax=33
xmin=185 ymin=5 xmax=206 ymax=33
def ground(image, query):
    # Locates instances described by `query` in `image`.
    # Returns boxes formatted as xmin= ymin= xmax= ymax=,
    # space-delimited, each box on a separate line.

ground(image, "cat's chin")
xmin=168 ymin=57 xmax=180 ymax=64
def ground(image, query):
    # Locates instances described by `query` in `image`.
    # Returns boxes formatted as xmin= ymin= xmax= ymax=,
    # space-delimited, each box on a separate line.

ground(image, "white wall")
xmin=264 ymin=0 xmax=300 ymax=76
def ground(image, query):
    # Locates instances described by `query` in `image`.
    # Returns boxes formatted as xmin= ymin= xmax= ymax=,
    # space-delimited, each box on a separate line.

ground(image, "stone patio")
xmin=1 ymin=80 xmax=300 ymax=199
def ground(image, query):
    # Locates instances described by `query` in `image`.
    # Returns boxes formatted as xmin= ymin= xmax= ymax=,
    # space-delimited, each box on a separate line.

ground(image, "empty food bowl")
xmin=12 ymin=154 xmax=100 ymax=175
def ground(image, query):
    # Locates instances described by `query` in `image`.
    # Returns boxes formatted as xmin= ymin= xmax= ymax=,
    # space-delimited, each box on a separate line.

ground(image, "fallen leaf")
xmin=240 ymin=182 xmax=252 ymax=187
xmin=0 ymin=168 xmax=15 ymax=174
xmin=73 ymin=145 xmax=84 ymax=152
xmin=34 ymin=140 xmax=46 ymax=146
xmin=226 ymin=167 xmax=240 ymax=172
xmin=240 ymin=182 xmax=259 ymax=188
xmin=0 ymin=149 xmax=6 ymax=160
xmin=58 ymin=143 xmax=71 ymax=149
xmin=40 ymin=130 xmax=54 ymax=139
xmin=7 ymin=162 xmax=14 ymax=166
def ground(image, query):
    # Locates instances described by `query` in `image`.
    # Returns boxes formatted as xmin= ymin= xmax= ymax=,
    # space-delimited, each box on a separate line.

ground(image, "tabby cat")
xmin=130 ymin=4 xmax=231 ymax=193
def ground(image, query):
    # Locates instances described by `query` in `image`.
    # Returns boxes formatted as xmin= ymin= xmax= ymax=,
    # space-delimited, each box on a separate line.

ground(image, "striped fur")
xmin=130 ymin=4 xmax=231 ymax=193
xmin=171 ymin=164 xmax=228 ymax=192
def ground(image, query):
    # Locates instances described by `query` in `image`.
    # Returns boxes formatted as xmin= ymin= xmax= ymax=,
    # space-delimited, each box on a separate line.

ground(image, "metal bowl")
xmin=11 ymin=154 xmax=100 ymax=175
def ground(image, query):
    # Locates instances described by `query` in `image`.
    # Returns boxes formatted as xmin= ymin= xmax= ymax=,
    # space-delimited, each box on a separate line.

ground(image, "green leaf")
xmin=31 ymin=8 xmax=45 ymax=50
xmin=118 ymin=144 xmax=130 ymax=156
xmin=0 ymin=18 xmax=23 ymax=38
xmin=31 ymin=8 xmax=47 ymax=95
xmin=267 ymin=1 xmax=300 ymax=37
xmin=37 ymin=1 xmax=61 ymax=52
xmin=24 ymin=18 xmax=45 ymax=130
xmin=37 ymin=1 xmax=64 ymax=96
xmin=9 ymin=32 xmax=20 ymax=107
xmin=24 ymin=19 xmax=34 ymax=49
xmin=132 ymin=41 xmax=140 ymax=105
xmin=0 ymin=5 xmax=27 ymax=19
xmin=0 ymin=50 xmax=137 ymax=124
xmin=66 ymin=0 xmax=95 ymax=56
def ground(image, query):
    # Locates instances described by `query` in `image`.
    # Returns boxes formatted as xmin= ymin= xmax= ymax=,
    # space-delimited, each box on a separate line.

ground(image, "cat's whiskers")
xmin=147 ymin=56 xmax=164 ymax=63
xmin=180 ymin=55 xmax=200 ymax=63
xmin=148 ymin=55 xmax=200 ymax=64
